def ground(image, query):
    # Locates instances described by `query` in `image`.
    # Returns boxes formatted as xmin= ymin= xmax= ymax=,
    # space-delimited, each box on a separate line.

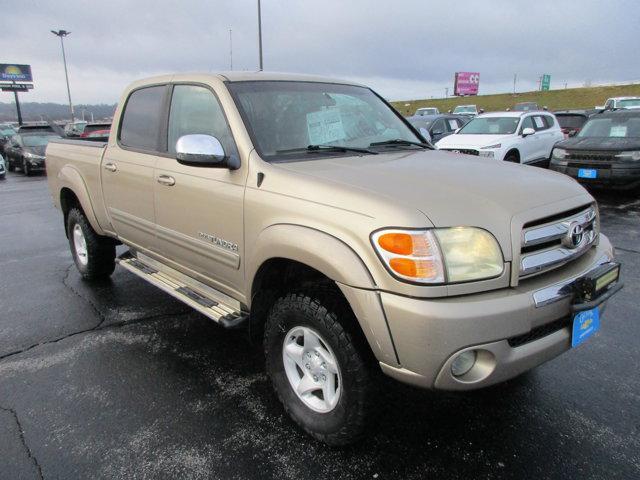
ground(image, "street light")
xmin=51 ymin=29 xmax=75 ymax=121
xmin=257 ymin=0 xmax=263 ymax=70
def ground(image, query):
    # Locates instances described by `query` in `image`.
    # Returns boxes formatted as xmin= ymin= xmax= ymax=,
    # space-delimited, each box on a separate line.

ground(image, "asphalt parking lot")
xmin=0 ymin=171 xmax=638 ymax=480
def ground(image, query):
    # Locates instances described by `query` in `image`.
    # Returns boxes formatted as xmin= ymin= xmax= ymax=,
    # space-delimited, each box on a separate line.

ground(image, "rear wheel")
xmin=264 ymin=291 xmax=377 ymax=445
xmin=66 ymin=207 xmax=116 ymax=280
xmin=7 ymin=158 xmax=15 ymax=172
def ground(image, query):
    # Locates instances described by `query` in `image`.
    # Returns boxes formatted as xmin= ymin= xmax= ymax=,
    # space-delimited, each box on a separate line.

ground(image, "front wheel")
xmin=504 ymin=152 xmax=519 ymax=163
xmin=7 ymin=158 xmax=15 ymax=172
xmin=66 ymin=207 xmax=116 ymax=280
xmin=22 ymin=158 xmax=32 ymax=176
xmin=264 ymin=291 xmax=377 ymax=445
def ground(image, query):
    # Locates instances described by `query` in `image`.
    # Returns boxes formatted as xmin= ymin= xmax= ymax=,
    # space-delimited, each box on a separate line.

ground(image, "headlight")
xmin=481 ymin=143 xmax=501 ymax=149
xmin=616 ymin=150 xmax=640 ymax=161
xmin=371 ymin=227 xmax=504 ymax=284
xmin=24 ymin=152 xmax=37 ymax=159
xmin=552 ymin=148 xmax=567 ymax=159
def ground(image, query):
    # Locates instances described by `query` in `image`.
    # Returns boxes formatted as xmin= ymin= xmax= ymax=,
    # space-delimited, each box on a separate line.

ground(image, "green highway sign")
xmin=541 ymin=74 xmax=551 ymax=91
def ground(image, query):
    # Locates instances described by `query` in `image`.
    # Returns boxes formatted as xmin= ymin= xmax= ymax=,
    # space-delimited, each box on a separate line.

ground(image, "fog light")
xmin=451 ymin=350 xmax=477 ymax=377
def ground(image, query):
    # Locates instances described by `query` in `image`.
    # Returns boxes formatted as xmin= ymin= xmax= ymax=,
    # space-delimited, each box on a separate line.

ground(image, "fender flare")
xmin=57 ymin=165 xmax=106 ymax=236
xmin=247 ymin=224 xmax=376 ymax=294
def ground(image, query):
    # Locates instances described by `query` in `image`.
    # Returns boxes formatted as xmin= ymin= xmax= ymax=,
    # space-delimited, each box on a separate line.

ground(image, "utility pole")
xmin=445 ymin=87 xmax=449 ymax=98
xmin=257 ymin=0 xmax=263 ymax=70
xmin=537 ymin=75 xmax=542 ymax=91
xmin=229 ymin=28 xmax=233 ymax=70
xmin=51 ymin=29 xmax=74 ymax=122
xmin=13 ymin=90 xmax=23 ymax=126
xmin=513 ymin=73 xmax=517 ymax=94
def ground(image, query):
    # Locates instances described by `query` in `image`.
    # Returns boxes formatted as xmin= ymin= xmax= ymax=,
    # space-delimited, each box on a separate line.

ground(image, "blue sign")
xmin=0 ymin=64 xmax=33 ymax=82
xmin=572 ymin=307 xmax=600 ymax=348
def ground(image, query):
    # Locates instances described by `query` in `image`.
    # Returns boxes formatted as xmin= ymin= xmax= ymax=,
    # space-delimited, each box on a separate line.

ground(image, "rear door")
xmin=101 ymin=84 xmax=170 ymax=250
xmin=153 ymin=83 xmax=246 ymax=296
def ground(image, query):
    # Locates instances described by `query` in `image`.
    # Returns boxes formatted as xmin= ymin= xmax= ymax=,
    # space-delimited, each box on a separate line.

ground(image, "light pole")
xmin=257 ymin=0 xmax=263 ymax=70
xmin=229 ymin=28 xmax=233 ymax=70
xmin=51 ymin=29 xmax=75 ymax=121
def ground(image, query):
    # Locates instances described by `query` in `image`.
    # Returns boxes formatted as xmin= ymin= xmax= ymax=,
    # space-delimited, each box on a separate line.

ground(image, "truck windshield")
xmin=618 ymin=99 xmax=640 ymax=108
xmin=578 ymin=116 xmax=640 ymax=138
xmin=228 ymin=81 xmax=421 ymax=160
xmin=458 ymin=117 xmax=520 ymax=135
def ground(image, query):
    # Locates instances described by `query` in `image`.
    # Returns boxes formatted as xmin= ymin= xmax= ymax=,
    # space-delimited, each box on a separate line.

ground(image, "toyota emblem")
xmin=563 ymin=222 xmax=584 ymax=249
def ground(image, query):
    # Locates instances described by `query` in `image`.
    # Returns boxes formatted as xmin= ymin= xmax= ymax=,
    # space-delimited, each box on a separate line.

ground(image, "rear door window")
xmin=119 ymin=85 xmax=167 ymax=151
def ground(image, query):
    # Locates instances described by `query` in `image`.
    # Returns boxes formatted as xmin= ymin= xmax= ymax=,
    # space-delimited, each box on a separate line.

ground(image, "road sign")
xmin=541 ymin=74 xmax=551 ymax=91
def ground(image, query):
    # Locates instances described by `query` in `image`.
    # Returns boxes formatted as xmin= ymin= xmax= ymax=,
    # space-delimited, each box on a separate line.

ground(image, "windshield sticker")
xmin=610 ymin=125 xmax=627 ymax=137
xmin=448 ymin=119 xmax=458 ymax=130
xmin=307 ymin=108 xmax=346 ymax=145
xmin=534 ymin=117 xmax=545 ymax=128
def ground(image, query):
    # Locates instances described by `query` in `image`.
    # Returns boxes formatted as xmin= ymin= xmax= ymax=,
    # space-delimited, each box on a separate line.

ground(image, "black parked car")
xmin=554 ymin=110 xmax=596 ymax=138
xmin=549 ymin=110 xmax=640 ymax=189
xmin=406 ymin=114 xmax=469 ymax=143
xmin=4 ymin=131 xmax=61 ymax=176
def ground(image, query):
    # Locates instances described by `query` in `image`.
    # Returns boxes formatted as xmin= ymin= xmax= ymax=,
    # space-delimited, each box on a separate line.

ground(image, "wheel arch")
xmin=504 ymin=148 xmax=520 ymax=163
xmin=57 ymin=165 xmax=106 ymax=236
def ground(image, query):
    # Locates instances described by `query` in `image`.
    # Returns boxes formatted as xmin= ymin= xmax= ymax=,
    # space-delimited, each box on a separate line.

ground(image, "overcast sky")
xmin=2 ymin=0 xmax=638 ymax=105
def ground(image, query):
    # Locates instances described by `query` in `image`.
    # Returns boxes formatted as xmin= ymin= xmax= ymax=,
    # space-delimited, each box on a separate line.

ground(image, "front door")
xmin=101 ymin=84 xmax=169 ymax=250
xmin=518 ymin=115 xmax=538 ymax=163
xmin=154 ymin=84 xmax=246 ymax=297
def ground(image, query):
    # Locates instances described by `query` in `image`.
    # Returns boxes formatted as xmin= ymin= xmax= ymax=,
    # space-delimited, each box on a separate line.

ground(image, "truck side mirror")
xmin=175 ymin=134 xmax=228 ymax=167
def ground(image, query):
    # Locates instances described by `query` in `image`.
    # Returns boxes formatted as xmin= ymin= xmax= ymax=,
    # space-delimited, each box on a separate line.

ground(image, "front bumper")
xmin=25 ymin=157 xmax=46 ymax=171
xmin=550 ymin=161 xmax=640 ymax=189
xmin=375 ymin=235 xmax=619 ymax=390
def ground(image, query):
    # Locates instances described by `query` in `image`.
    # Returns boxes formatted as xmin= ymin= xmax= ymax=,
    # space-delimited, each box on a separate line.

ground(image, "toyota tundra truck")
xmin=46 ymin=72 xmax=622 ymax=445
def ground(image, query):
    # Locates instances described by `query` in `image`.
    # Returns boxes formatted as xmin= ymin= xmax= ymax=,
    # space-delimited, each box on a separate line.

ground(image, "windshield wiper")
xmin=276 ymin=144 xmax=378 ymax=155
xmin=369 ymin=139 xmax=433 ymax=149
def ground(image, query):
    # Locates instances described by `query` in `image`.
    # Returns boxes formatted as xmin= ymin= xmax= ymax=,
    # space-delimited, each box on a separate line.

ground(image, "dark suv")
xmin=406 ymin=114 xmax=469 ymax=143
xmin=549 ymin=110 xmax=640 ymax=189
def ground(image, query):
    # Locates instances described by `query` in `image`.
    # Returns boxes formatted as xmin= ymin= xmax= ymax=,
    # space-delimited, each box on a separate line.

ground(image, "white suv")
xmin=601 ymin=97 xmax=640 ymax=110
xmin=435 ymin=111 xmax=564 ymax=166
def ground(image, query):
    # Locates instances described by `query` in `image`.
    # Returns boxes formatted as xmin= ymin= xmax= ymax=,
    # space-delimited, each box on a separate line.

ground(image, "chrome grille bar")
xmin=519 ymin=205 xmax=598 ymax=277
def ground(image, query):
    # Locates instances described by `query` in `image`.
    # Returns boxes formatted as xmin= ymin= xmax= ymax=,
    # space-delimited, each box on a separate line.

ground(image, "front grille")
xmin=441 ymin=148 xmax=479 ymax=156
xmin=566 ymin=150 xmax=619 ymax=162
xmin=519 ymin=204 xmax=598 ymax=278
xmin=508 ymin=316 xmax=571 ymax=347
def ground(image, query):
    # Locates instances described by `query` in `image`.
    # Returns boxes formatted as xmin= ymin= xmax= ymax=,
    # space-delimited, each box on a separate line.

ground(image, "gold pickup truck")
xmin=46 ymin=72 xmax=622 ymax=445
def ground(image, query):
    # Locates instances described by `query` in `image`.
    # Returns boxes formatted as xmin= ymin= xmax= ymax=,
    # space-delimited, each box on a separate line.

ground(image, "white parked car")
xmin=452 ymin=105 xmax=480 ymax=117
xmin=415 ymin=107 xmax=440 ymax=116
xmin=600 ymin=97 xmax=640 ymax=110
xmin=436 ymin=111 xmax=564 ymax=166
xmin=0 ymin=154 xmax=5 ymax=179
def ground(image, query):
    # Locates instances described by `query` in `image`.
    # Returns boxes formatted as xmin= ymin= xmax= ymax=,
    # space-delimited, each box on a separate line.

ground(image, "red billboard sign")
xmin=454 ymin=72 xmax=480 ymax=96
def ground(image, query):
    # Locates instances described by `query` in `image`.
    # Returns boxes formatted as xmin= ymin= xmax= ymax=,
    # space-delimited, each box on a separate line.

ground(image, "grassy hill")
xmin=391 ymin=84 xmax=640 ymax=116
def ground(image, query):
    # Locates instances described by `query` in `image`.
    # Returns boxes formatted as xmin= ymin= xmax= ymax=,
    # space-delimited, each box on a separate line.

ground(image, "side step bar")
xmin=117 ymin=252 xmax=248 ymax=329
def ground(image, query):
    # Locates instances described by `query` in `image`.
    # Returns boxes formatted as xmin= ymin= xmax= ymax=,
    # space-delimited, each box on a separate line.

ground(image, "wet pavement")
xmin=0 ymin=172 xmax=638 ymax=479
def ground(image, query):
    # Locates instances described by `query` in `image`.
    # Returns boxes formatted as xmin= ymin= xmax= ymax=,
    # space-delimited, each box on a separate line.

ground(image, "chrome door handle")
xmin=103 ymin=162 xmax=117 ymax=172
xmin=157 ymin=175 xmax=176 ymax=186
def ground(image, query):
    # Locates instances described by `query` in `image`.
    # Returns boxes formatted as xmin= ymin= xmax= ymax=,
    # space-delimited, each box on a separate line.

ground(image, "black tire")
xmin=504 ymin=152 xmax=519 ymax=163
xmin=22 ymin=158 xmax=31 ymax=176
xmin=7 ymin=158 xmax=15 ymax=172
xmin=66 ymin=207 xmax=116 ymax=280
xmin=264 ymin=291 xmax=377 ymax=445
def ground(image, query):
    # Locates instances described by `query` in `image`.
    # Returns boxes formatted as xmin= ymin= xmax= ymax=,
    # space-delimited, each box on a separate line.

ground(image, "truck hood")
xmin=556 ymin=136 xmax=640 ymax=151
xmin=436 ymin=134 xmax=512 ymax=149
xmin=275 ymin=149 xmax=590 ymax=259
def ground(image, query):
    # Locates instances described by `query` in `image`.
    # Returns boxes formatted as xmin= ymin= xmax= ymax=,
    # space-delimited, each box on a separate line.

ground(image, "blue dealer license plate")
xmin=578 ymin=168 xmax=598 ymax=179
xmin=572 ymin=307 xmax=600 ymax=348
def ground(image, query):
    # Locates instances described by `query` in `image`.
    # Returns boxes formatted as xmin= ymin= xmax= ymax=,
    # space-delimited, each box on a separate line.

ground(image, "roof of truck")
xmin=133 ymin=71 xmax=364 ymax=87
